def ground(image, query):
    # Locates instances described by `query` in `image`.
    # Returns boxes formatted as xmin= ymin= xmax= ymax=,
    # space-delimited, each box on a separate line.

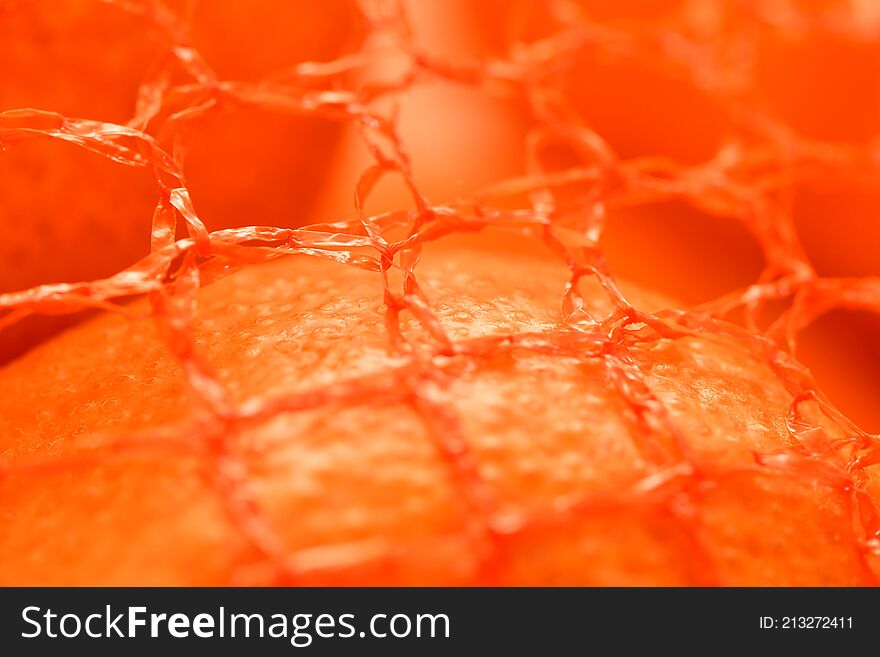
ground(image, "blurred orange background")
xmin=1 ymin=0 xmax=878 ymax=431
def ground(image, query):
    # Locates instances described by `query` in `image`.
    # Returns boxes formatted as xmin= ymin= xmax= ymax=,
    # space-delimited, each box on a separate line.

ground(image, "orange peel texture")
xmin=1 ymin=0 xmax=879 ymax=585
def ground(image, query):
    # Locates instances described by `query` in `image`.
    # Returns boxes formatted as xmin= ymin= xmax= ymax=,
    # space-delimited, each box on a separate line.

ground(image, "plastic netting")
xmin=1 ymin=0 xmax=880 ymax=584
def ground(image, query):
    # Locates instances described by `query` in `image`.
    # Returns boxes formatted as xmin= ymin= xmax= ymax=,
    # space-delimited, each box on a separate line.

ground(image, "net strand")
xmin=1 ymin=0 xmax=879 ymax=584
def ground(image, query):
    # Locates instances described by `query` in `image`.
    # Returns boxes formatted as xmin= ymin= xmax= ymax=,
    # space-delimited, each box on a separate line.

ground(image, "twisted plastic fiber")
xmin=1 ymin=0 xmax=880 ymax=584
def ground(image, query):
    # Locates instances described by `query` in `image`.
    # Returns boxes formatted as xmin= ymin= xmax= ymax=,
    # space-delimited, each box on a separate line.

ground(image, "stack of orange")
xmin=1 ymin=0 xmax=878 ymax=585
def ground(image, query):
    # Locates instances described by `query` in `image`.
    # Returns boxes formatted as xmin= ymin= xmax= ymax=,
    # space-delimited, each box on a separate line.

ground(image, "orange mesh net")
xmin=2 ymin=0 xmax=880 ymax=584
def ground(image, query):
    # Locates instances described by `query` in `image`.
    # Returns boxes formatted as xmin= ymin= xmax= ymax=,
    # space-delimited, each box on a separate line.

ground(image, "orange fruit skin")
xmin=1 ymin=0 xmax=879 ymax=587
xmin=408 ymin=0 xmax=880 ymax=432
xmin=1 ymin=241 xmax=876 ymax=585
xmin=0 ymin=0 xmax=364 ymax=361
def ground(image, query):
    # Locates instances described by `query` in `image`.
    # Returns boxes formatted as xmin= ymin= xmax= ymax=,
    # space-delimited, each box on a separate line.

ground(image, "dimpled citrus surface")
xmin=2 ymin=0 xmax=880 ymax=586
xmin=0 ymin=243 xmax=877 ymax=585
xmin=0 ymin=0 xmax=364 ymax=360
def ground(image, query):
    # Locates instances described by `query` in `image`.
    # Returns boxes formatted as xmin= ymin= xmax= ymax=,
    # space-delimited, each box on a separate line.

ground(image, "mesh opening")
xmin=1 ymin=0 xmax=880 ymax=584
xmin=797 ymin=309 xmax=880 ymax=432
xmin=600 ymin=200 xmax=765 ymax=305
